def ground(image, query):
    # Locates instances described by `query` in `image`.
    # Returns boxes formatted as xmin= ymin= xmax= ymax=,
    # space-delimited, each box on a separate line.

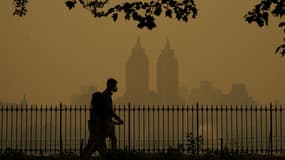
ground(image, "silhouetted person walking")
xmin=81 ymin=78 xmax=123 ymax=159
xmin=101 ymin=78 xmax=123 ymax=150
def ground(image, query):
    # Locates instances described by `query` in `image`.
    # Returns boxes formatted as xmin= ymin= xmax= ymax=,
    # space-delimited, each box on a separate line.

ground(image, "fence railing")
xmin=0 ymin=103 xmax=285 ymax=156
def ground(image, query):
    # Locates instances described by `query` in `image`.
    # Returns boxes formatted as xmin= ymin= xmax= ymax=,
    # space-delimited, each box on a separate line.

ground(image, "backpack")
xmin=90 ymin=92 xmax=104 ymax=122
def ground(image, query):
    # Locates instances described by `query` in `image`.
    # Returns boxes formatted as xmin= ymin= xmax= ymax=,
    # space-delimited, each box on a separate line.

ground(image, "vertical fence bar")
xmin=241 ymin=105 xmax=243 ymax=152
xmin=250 ymin=105 xmax=253 ymax=153
xmin=182 ymin=105 xmax=184 ymax=152
xmin=225 ymin=105 xmax=228 ymax=149
xmin=274 ymin=104 xmax=278 ymax=153
xmin=201 ymin=105 xmax=203 ymax=153
xmin=206 ymin=105 xmax=208 ymax=152
xmin=172 ymin=104 xmax=174 ymax=149
xmin=50 ymin=106 xmax=53 ymax=153
xmin=55 ymin=105 xmax=57 ymax=153
xmin=35 ymin=105 xmax=38 ymax=153
xmin=221 ymin=105 xmax=223 ymax=153
xmin=265 ymin=105 xmax=268 ymax=153
xmin=142 ymin=105 xmax=145 ymax=151
xmin=270 ymin=103 xmax=273 ymax=157
xmin=148 ymin=105 xmax=150 ymax=152
xmin=133 ymin=104 xmax=136 ymax=151
xmin=192 ymin=104 xmax=194 ymax=150
xmin=128 ymin=102 xmax=131 ymax=151
xmin=25 ymin=105 xmax=28 ymax=152
xmin=64 ymin=105 xmax=67 ymax=152
xmin=230 ymin=105 xmax=233 ymax=152
xmin=69 ymin=105 xmax=72 ymax=153
xmin=30 ymin=105 xmax=33 ymax=153
xmin=196 ymin=103 xmax=199 ymax=138
xmin=5 ymin=106 xmax=8 ymax=150
xmin=123 ymin=104 xmax=126 ymax=151
xmin=255 ymin=105 xmax=258 ymax=153
xmin=1 ymin=105 xmax=3 ymax=152
xmin=162 ymin=105 xmax=164 ymax=151
xmin=40 ymin=105 xmax=43 ymax=154
xmin=211 ymin=105 xmax=213 ymax=152
xmin=236 ymin=105 xmax=239 ymax=152
xmin=260 ymin=105 xmax=263 ymax=153
xmin=245 ymin=105 xmax=248 ymax=152
xmin=11 ymin=105 xmax=14 ymax=150
xmin=196 ymin=102 xmax=199 ymax=154
xmin=186 ymin=104 xmax=189 ymax=153
xmin=216 ymin=105 xmax=219 ymax=151
xmin=134 ymin=105 xmax=137 ymax=151
xmin=45 ymin=105 xmax=48 ymax=153
xmin=74 ymin=105 xmax=77 ymax=152
xmin=280 ymin=105 xmax=282 ymax=154
xmin=137 ymin=106 xmax=142 ymax=152
xmin=15 ymin=105 xmax=18 ymax=151
xmin=60 ymin=103 xmax=63 ymax=154
xmin=220 ymin=105 xmax=224 ymax=153
xmin=173 ymin=105 xmax=180 ymax=152
xmin=84 ymin=105 xmax=87 ymax=146
xmin=157 ymin=105 xmax=159 ymax=151
xmin=79 ymin=105 xmax=82 ymax=152
xmin=167 ymin=105 xmax=170 ymax=152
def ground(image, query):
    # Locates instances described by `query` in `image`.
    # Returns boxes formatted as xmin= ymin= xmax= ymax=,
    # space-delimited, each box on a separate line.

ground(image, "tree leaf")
xmin=263 ymin=12 xmax=269 ymax=25
xmin=166 ymin=9 xmax=172 ymax=18
xmin=279 ymin=22 xmax=285 ymax=27
xmin=275 ymin=46 xmax=281 ymax=53
xmin=65 ymin=1 xmax=76 ymax=10
xmin=112 ymin=13 xmax=118 ymax=21
xmin=154 ymin=6 xmax=162 ymax=16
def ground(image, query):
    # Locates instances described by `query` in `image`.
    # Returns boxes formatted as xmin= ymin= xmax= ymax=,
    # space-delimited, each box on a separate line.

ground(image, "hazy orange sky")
xmin=0 ymin=0 xmax=284 ymax=104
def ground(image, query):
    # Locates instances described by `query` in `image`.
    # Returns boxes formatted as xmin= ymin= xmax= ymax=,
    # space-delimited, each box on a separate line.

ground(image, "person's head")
xmin=106 ymin=78 xmax=118 ymax=93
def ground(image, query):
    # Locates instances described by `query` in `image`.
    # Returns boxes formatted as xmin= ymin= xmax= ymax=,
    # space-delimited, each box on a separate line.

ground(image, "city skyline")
xmin=68 ymin=38 xmax=256 ymax=106
xmin=0 ymin=37 xmax=276 ymax=105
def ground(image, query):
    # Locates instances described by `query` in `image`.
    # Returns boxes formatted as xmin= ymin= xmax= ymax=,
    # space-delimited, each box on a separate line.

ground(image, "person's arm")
xmin=112 ymin=111 xmax=123 ymax=123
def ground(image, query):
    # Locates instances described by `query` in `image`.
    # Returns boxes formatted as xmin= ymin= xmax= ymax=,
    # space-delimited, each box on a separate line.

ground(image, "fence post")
xmin=270 ymin=102 xmax=273 ymax=157
xmin=60 ymin=102 xmax=63 ymax=155
xmin=80 ymin=139 xmax=83 ymax=158
xmin=128 ymin=102 xmax=131 ymax=152
xmin=196 ymin=102 xmax=199 ymax=155
xmin=221 ymin=138 xmax=224 ymax=160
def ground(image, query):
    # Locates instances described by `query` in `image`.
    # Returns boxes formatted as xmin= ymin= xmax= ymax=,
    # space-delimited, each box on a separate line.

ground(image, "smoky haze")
xmin=0 ymin=0 xmax=284 ymax=105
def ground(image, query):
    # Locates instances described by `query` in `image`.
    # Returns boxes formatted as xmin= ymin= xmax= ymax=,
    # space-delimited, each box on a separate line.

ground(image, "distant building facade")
xmin=222 ymin=83 xmax=255 ymax=105
xmin=70 ymin=86 xmax=96 ymax=105
xmin=189 ymin=81 xmax=255 ymax=105
xmin=124 ymin=37 xmax=151 ymax=104
xmin=189 ymin=81 xmax=222 ymax=104
xmin=157 ymin=40 xmax=183 ymax=104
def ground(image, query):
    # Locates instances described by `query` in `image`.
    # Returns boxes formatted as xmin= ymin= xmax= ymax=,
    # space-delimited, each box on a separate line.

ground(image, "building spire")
xmin=135 ymin=36 xmax=142 ymax=48
xmin=165 ymin=38 xmax=171 ymax=50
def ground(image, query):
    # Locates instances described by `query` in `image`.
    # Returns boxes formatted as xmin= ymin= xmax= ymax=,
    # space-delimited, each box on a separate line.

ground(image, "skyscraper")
xmin=157 ymin=39 xmax=179 ymax=104
xmin=125 ymin=37 xmax=150 ymax=103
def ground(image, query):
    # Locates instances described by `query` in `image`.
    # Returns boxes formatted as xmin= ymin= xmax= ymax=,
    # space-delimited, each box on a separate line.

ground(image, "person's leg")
xmin=109 ymin=123 xmax=117 ymax=151
xmin=81 ymin=131 xmax=95 ymax=159
xmin=81 ymin=120 xmax=98 ymax=159
xmin=97 ymin=138 xmax=107 ymax=154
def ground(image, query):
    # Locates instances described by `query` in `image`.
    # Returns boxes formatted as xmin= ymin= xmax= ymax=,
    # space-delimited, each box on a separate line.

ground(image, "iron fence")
xmin=0 ymin=103 xmax=285 ymax=156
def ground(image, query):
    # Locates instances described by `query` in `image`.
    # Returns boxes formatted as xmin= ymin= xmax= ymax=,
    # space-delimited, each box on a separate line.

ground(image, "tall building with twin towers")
xmin=116 ymin=37 xmax=183 ymax=105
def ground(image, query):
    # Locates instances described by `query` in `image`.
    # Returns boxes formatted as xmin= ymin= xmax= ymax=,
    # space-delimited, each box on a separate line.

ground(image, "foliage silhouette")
xmin=244 ymin=0 xmax=285 ymax=57
xmin=185 ymin=132 xmax=203 ymax=155
xmin=13 ymin=0 xmax=197 ymax=30
xmin=12 ymin=0 xmax=285 ymax=56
